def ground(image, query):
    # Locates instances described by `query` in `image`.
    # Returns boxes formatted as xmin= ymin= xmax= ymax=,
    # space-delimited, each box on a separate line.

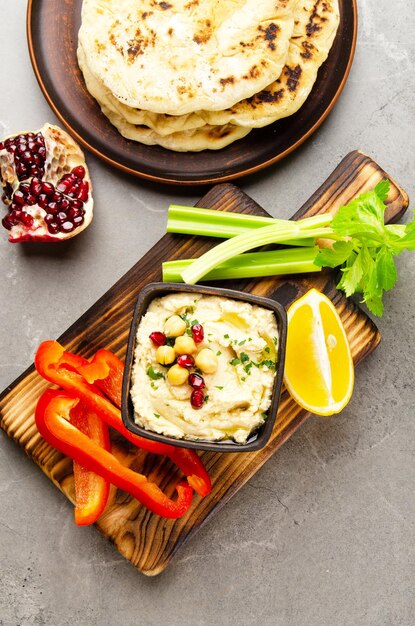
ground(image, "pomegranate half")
xmin=0 ymin=123 xmax=93 ymax=242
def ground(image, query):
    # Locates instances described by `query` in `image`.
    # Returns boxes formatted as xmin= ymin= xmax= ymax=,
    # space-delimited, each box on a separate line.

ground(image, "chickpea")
xmin=195 ymin=348 xmax=218 ymax=374
xmin=167 ymin=364 xmax=189 ymax=386
xmin=164 ymin=315 xmax=187 ymax=337
xmin=174 ymin=335 xmax=197 ymax=355
xmin=155 ymin=345 xmax=176 ymax=365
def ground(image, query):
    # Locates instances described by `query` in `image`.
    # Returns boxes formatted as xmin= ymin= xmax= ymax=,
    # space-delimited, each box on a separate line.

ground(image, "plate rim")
xmin=26 ymin=0 xmax=358 ymax=186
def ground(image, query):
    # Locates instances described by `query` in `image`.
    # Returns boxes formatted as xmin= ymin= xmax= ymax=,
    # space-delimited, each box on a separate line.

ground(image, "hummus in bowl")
xmin=122 ymin=283 xmax=287 ymax=452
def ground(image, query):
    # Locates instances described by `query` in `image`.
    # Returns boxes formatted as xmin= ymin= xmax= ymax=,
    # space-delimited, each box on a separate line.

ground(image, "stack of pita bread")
xmin=78 ymin=0 xmax=340 ymax=152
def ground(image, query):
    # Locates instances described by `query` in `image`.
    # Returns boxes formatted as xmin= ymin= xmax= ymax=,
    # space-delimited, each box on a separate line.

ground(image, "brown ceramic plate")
xmin=27 ymin=0 xmax=357 ymax=185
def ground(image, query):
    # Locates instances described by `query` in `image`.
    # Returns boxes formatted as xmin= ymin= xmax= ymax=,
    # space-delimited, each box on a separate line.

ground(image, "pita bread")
xmin=203 ymin=0 xmax=340 ymax=127
xmin=98 ymin=103 xmax=252 ymax=150
xmin=78 ymin=0 xmax=295 ymax=115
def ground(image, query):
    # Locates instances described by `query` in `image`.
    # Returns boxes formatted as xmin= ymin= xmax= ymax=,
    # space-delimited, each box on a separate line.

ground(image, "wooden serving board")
xmin=0 ymin=151 xmax=409 ymax=576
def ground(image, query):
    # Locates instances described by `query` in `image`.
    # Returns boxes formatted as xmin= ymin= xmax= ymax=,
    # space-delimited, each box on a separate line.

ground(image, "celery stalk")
xmin=163 ymin=248 xmax=321 ymax=282
xmin=181 ymin=220 xmax=334 ymax=285
xmin=167 ymin=205 xmax=329 ymax=247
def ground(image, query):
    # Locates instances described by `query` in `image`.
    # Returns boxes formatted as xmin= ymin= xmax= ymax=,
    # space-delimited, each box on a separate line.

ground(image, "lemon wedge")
xmin=284 ymin=288 xmax=354 ymax=416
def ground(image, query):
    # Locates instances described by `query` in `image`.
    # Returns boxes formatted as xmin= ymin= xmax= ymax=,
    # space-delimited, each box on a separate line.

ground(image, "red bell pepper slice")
xmin=77 ymin=349 xmax=124 ymax=408
xmin=37 ymin=349 xmax=111 ymax=525
xmin=70 ymin=401 xmax=110 ymax=526
xmin=35 ymin=341 xmax=212 ymax=497
xmin=35 ymin=390 xmax=193 ymax=519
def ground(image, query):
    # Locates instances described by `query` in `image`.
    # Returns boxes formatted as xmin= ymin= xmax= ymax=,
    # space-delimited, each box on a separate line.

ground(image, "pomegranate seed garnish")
xmin=188 ymin=373 xmax=205 ymax=390
xmin=45 ymin=214 xmax=55 ymax=224
xmin=149 ymin=331 xmax=166 ymax=346
xmin=73 ymin=215 xmax=84 ymax=226
xmin=60 ymin=199 xmax=70 ymax=210
xmin=72 ymin=165 xmax=86 ymax=179
xmin=71 ymin=199 xmax=83 ymax=209
xmin=177 ymin=354 xmax=195 ymax=369
xmin=190 ymin=389 xmax=204 ymax=409
xmin=191 ymin=323 xmax=204 ymax=343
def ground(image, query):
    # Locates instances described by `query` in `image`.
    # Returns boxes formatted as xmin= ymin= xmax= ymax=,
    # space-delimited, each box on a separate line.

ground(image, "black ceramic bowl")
xmin=122 ymin=282 xmax=287 ymax=453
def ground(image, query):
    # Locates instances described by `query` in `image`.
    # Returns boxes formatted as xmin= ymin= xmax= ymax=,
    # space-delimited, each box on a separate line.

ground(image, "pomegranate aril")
xmin=47 ymin=222 xmax=59 ymax=234
xmin=73 ymin=215 xmax=84 ymax=227
xmin=60 ymin=199 xmax=70 ymax=210
xmin=149 ymin=332 xmax=166 ymax=346
xmin=16 ymin=163 xmax=27 ymax=178
xmin=0 ymin=142 xmax=4 ymax=150
xmin=47 ymin=202 xmax=58 ymax=213
xmin=57 ymin=212 xmax=68 ymax=223
xmin=71 ymin=199 xmax=83 ymax=209
xmin=190 ymin=389 xmax=204 ymax=409
xmin=26 ymin=194 xmax=36 ymax=206
xmin=61 ymin=221 xmax=75 ymax=233
xmin=45 ymin=214 xmax=55 ymax=224
xmin=52 ymin=192 xmax=62 ymax=203
xmin=38 ymin=146 xmax=46 ymax=159
xmin=30 ymin=178 xmax=43 ymax=196
xmin=72 ymin=165 xmax=86 ymax=179
xmin=37 ymin=194 xmax=48 ymax=208
xmin=177 ymin=354 xmax=195 ymax=369
xmin=2 ymin=216 xmax=12 ymax=230
xmin=20 ymin=212 xmax=34 ymax=227
xmin=57 ymin=180 xmax=70 ymax=193
xmin=20 ymin=183 xmax=30 ymax=193
xmin=42 ymin=182 xmax=54 ymax=196
xmin=13 ymin=190 xmax=26 ymax=205
xmin=188 ymin=373 xmax=205 ymax=390
xmin=29 ymin=164 xmax=41 ymax=176
xmin=68 ymin=206 xmax=81 ymax=218
xmin=10 ymin=210 xmax=23 ymax=223
xmin=191 ymin=323 xmax=204 ymax=343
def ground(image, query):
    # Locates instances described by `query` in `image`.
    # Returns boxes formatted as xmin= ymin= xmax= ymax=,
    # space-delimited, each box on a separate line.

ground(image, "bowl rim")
xmin=121 ymin=282 xmax=287 ymax=453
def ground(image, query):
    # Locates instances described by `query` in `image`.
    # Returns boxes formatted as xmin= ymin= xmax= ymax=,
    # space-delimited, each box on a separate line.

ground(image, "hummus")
xmin=130 ymin=292 xmax=279 ymax=444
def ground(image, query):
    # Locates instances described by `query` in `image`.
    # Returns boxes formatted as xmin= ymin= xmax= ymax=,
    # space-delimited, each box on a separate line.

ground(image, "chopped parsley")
xmin=216 ymin=350 xmax=222 ymax=356
xmin=224 ymin=333 xmax=230 ymax=339
xmin=240 ymin=352 xmax=250 ymax=364
xmin=229 ymin=357 xmax=240 ymax=366
xmin=238 ymin=340 xmax=246 ymax=346
xmin=204 ymin=395 xmax=209 ymax=403
xmin=153 ymin=413 xmax=161 ymax=419
xmin=215 ymin=386 xmax=224 ymax=390
xmin=146 ymin=366 xmax=165 ymax=380
xmin=264 ymin=346 xmax=270 ymax=354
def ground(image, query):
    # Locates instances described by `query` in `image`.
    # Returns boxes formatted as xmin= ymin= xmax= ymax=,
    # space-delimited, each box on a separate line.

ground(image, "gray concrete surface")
xmin=1 ymin=1 xmax=414 ymax=625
